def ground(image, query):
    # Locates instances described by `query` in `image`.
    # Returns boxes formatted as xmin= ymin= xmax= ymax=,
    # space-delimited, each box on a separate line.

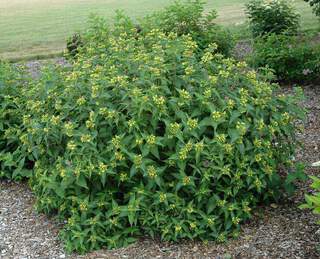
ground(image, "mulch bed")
xmin=0 ymin=61 xmax=319 ymax=258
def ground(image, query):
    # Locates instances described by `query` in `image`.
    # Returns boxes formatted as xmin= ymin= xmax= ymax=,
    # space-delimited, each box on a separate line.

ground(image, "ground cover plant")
xmin=301 ymin=175 xmax=320 ymax=218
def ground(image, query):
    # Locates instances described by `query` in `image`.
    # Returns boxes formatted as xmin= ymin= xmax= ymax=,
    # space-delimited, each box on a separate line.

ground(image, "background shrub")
xmin=246 ymin=0 xmax=301 ymax=37
xmin=304 ymin=0 xmax=320 ymax=17
xmin=66 ymin=33 xmax=83 ymax=58
xmin=249 ymin=33 xmax=320 ymax=83
xmin=68 ymin=1 xmax=234 ymax=58
xmin=141 ymin=0 xmax=234 ymax=56
xmin=12 ymin=13 xmax=306 ymax=253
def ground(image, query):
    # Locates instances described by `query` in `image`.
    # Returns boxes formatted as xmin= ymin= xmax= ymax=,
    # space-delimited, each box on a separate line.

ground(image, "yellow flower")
xmin=115 ymin=152 xmax=124 ymax=161
xmin=253 ymin=138 xmax=262 ymax=148
xmin=159 ymin=193 xmax=167 ymax=202
xmin=232 ymin=217 xmax=240 ymax=225
xmin=207 ymin=218 xmax=215 ymax=226
xmin=185 ymin=66 xmax=195 ymax=75
xmin=222 ymin=166 xmax=230 ymax=175
xmin=223 ymin=143 xmax=233 ymax=154
xmin=216 ymin=134 xmax=226 ymax=143
xmin=86 ymin=120 xmax=95 ymax=129
xmin=147 ymin=166 xmax=157 ymax=178
xmin=169 ymin=122 xmax=180 ymax=135
xmin=153 ymin=95 xmax=166 ymax=108
xmin=183 ymin=176 xmax=191 ymax=185
xmin=79 ymin=202 xmax=88 ymax=212
xmin=67 ymin=141 xmax=76 ymax=151
xmin=133 ymin=155 xmax=142 ymax=168
xmin=227 ymin=99 xmax=235 ymax=109
xmin=209 ymin=75 xmax=218 ymax=85
xmin=60 ymin=169 xmax=66 ymax=178
xmin=135 ymin=138 xmax=143 ymax=146
xmin=112 ymin=135 xmax=121 ymax=149
xmin=187 ymin=206 xmax=194 ymax=214
xmin=99 ymin=107 xmax=109 ymax=116
xmin=255 ymin=154 xmax=262 ymax=162
xmin=236 ymin=121 xmax=247 ymax=135
xmin=247 ymin=169 xmax=254 ymax=177
xmin=257 ymin=119 xmax=265 ymax=131
xmin=175 ymin=225 xmax=182 ymax=232
xmin=255 ymin=178 xmax=262 ymax=188
xmin=120 ymin=172 xmax=128 ymax=182
xmin=203 ymin=88 xmax=212 ymax=99
xmin=91 ymin=84 xmax=99 ymax=98
xmin=146 ymin=135 xmax=156 ymax=145
xmin=68 ymin=217 xmax=76 ymax=226
xmin=77 ymin=96 xmax=86 ymax=105
xmin=264 ymin=165 xmax=273 ymax=175
xmin=64 ymin=122 xmax=74 ymax=136
xmin=179 ymin=141 xmax=193 ymax=160
xmin=80 ymin=134 xmax=92 ymax=143
xmin=51 ymin=115 xmax=60 ymax=126
xmin=212 ymin=111 xmax=225 ymax=121
xmin=190 ymin=222 xmax=197 ymax=229
xmin=195 ymin=142 xmax=204 ymax=153
xmin=219 ymin=70 xmax=230 ymax=78
xmin=179 ymin=89 xmax=191 ymax=101
xmin=187 ymin=118 xmax=198 ymax=129
xmin=282 ymin=112 xmax=291 ymax=124
xmin=128 ymin=119 xmax=136 ymax=129
xmin=98 ymin=162 xmax=108 ymax=174
xmin=170 ymin=204 xmax=176 ymax=209
xmin=217 ymin=199 xmax=226 ymax=207
xmin=201 ymin=52 xmax=213 ymax=63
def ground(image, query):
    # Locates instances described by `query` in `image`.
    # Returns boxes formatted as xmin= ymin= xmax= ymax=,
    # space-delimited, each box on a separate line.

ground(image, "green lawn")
xmin=0 ymin=0 xmax=318 ymax=60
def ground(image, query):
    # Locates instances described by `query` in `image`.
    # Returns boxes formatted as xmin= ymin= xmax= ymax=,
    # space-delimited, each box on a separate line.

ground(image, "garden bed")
xmin=1 ymin=82 xmax=319 ymax=258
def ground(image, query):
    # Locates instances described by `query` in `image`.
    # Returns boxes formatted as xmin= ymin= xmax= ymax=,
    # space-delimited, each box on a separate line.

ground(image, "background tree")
xmin=305 ymin=0 xmax=320 ymax=17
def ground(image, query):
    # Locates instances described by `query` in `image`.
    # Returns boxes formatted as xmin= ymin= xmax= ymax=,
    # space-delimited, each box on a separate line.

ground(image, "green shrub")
xmin=246 ymin=0 xmax=300 ymax=37
xmin=0 ymin=62 xmax=33 ymax=180
xmin=304 ymin=0 xmax=320 ymax=17
xmin=11 ymin=13 xmax=305 ymax=253
xmin=249 ymin=33 xmax=320 ymax=83
xmin=66 ymin=33 xmax=83 ymax=58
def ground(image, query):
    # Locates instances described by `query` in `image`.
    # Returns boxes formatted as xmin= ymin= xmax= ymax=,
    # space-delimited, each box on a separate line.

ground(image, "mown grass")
xmin=0 ymin=0 xmax=318 ymax=60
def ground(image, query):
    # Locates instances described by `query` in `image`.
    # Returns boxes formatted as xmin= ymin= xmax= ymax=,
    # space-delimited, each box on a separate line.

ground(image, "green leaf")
xmin=76 ymin=175 xmax=88 ymax=189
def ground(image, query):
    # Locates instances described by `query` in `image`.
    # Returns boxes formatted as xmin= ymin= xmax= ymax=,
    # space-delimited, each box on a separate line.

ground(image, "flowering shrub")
xmin=246 ymin=0 xmax=300 ymax=37
xmin=249 ymin=33 xmax=320 ymax=83
xmin=0 ymin=62 xmax=32 ymax=180
xmin=7 ymin=13 xmax=305 ymax=253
